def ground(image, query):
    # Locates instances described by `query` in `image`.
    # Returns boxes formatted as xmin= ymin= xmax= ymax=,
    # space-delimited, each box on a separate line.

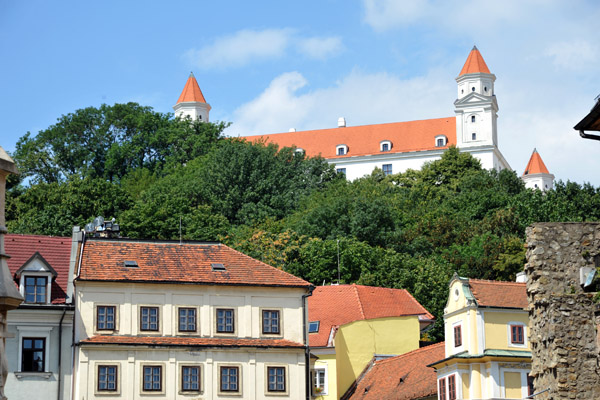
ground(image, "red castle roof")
xmin=176 ymin=72 xmax=207 ymax=104
xmin=523 ymin=148 xmax=550 ymax=175
xmin=459 ymin=46 xmax=491 ymax=76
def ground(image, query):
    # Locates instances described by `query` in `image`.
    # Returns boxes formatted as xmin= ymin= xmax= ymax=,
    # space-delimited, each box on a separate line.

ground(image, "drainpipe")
xmin=302 ymin=286 xmax=315 ymax=400
xmin=57 ymin=308 xmax=66 ymax=400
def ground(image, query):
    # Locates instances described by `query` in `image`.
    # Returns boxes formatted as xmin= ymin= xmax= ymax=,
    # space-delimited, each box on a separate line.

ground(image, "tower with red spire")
xmin=522 ymin=149 xmax=554 ymax=191
xmin=173 ymin=72 xmax=211 ymax=122
xmin=454 ymin=46 xmax=500 ymax=165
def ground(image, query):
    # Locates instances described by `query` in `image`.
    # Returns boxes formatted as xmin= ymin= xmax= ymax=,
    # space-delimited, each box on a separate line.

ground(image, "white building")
xmin=72 ymin=237 xmax=313 ymax=400
xmin=521 ymin=149 xmax=554 ymax=191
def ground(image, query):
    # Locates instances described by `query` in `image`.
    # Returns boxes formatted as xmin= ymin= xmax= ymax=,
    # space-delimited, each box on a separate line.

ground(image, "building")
xmin=174 ymin=72 xmax=212 ymax=122
xmin=342 ymin=342 xmax=445 ymax=400
xmin=307 ymin=284 xmax=434 ymax=399
xmin=4 ymin=233 xmax=78 ymax=400
xmin=429 ymin=274 xmax=532 ymax=400
xmin=72 ymin=237 xmax=313 ymax=400
xmin=241 ymin=46 xmax=511 ymax=180
xmin=521 ymin=149 xmax=554 ymax=191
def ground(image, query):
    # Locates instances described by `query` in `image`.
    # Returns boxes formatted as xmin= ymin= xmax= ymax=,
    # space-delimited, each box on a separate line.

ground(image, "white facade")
xmin=173 ymin=100 xmax=211 ymax=122
xmin=522 ymin=173 xmax=554 ymax=191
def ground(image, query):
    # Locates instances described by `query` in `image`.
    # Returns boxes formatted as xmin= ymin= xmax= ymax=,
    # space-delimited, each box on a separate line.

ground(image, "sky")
xmin=1 ymin=0 xmax=599 ymax=185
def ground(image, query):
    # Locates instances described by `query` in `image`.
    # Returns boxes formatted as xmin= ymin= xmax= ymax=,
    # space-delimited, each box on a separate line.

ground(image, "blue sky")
xmin=1 ymin=0 xmax=599 ymax=184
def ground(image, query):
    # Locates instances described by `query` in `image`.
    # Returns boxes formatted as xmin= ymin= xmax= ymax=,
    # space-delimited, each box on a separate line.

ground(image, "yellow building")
xmin=73 ymin=237 xmax=313 ymax=400
xmin=430 ymin=274 xmax=532 ymax=400
xmin=308 ymin=284 xmax=434 ymax=399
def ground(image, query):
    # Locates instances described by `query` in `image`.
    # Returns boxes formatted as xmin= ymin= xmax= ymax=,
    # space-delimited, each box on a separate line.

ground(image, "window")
xmin=97 ymin=306 xmax=116 ymax=330
xmin=308 ymin=321 xmax=320 ymax=333
xmin=471 ymin=115 xmax=476 ymax=123
xmin=312 ymin=368 xmax=327 ymax=396
xmin=267 ymin=367 xmax=286 ymax=392
xmin=472 ymin=133 xmax=477 ymax=140
xmin=262 ymin=310 xmax=280 ymax=334
xmin=98 ymin=365 xmax=118 ymax=392
xmin=220 ymin=366 xmax=239 ymax=392
xmin=216 ymin=308 xmax=234 ymax=333
xmin=337 ymin=147 xmax=345 ymax=155
xmin=510 ymin=324 xmax=525 ymax=344
xmin=24 ymin=276 xmax=47 ymax=304
xmin=437 ymin=138 xmax=445 ymax=147
xmin=143 ymin=365 xmax=162 ymax=392
xmin=527 ymin=375 xmax=535 ymax=396
xmin=454 ymin=325 xmax=462 ymax=347
xmin=336 ymin=168 xmax=346 ymax=175
xmin=438 ymin=377 xmax=446 ymax=400
xmin=381 ymin=143 xmax=389 ymax=152
xmin=140 ymin=307 xmax=159 ymax=331
xmin=179 ymin=308 xmax=197 ymax=332
xmin=382 ymin=164 xmax=392 ymax=176
xmin=21 ymin=338 xmax=45 ymax=372
xmin=472 ymin=87 xmax=475 ymax=92
xmin=448 ymin=375 xmax=456 ymax=400
xmin=181 ymin=365 xmax=200 ymax=392
xmin=435 ymin=135 xmax=447 ymax=147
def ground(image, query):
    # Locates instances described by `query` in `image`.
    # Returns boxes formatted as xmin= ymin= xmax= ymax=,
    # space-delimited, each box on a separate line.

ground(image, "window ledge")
xmin=14 ymin=371 xmax=52 ymax=379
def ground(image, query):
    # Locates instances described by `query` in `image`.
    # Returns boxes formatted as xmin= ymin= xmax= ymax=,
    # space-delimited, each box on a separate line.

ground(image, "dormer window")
xmin=435 ymin=135 xmax=448 ymax=147
xmin=380 ymin=140 xmax=392 ymax=152
xmin=295 ymin=148 xmax=304 ymax=155
xmin=336 ymin=145 xmax=348 ymax=156
xmin=16 ymin=252 xmax=57 ymax=305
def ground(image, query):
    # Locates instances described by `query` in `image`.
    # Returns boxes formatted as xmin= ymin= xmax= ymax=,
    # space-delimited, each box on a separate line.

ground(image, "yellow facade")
xmin=484 ymin=310 xmax=529 ymax=351
xmin=312 ymin=354 xmax=336 ymax=400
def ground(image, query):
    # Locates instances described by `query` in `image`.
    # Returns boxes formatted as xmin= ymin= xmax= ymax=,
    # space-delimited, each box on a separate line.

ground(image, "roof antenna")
xmin=179 ymin=215 xmax=183 ymax=245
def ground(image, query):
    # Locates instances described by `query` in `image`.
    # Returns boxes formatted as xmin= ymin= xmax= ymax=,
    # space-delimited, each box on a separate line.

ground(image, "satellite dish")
xmin=84 ymin=223 xmax=95 ymax=233
xmin=93 ymin=216 xmax=104 ymax=228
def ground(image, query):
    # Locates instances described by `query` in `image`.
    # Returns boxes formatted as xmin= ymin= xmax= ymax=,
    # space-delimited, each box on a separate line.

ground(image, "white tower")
xmin=173 ymin=72 xmax=211 ymax=122
xmin=522 ymin=149 xmax=554 ymax=191
xmin=454 ymin=46 xmax=498 ymax=150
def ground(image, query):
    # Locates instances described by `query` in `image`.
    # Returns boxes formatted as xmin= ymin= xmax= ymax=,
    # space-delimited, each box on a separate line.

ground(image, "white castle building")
xmin=173 ymin=47 xmax=554 ymax=188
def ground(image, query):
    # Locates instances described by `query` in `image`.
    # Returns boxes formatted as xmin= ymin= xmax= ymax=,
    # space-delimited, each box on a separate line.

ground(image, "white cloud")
xmin=544 ymin=40 xmax=599 ymax=71
xmin=363 ymin=0 xmax=431 ymax=30
xmin=297 ymin=36 xmax=344 ymax=60
xmin=185 ymin=29 xmax=293 ymax=69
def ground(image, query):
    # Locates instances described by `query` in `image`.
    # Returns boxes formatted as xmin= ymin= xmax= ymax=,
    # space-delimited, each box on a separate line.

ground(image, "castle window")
xmin=472 ymin=133 xmax=477 ymax=141
xmin=435 ymin=135 xmax=448 ymax=147
xmin=336 ymin=144 xmax=348 ymax=156
xmin=453 ymin=325 xmax=462 ymax=347
xmin=484 ymin=86 xmax=488 ymax=92
xmin=380 ymin=140 xmax=392 ymax=152
xmin=472 ymin=87 xmax=475 ymax=92
xmin=511 ymin=325 xmax=524 ymax=344
xmin=438 ymin=378 xmax=446 ymax=400
xmin=448 ymin=375 xmax=456 ymax=400
xmin=471 ymin=115 xmax=476 ymax=123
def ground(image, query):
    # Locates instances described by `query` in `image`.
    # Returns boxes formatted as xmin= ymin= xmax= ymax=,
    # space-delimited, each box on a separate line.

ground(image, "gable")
xmin=15 ymin=252 xmax=58 ymax=277
xmin=454 ymin=92 xmax=493 ymax=106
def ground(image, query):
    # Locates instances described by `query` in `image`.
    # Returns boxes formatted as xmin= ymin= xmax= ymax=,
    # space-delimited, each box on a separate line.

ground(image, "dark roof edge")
xmin=427 ymin=352 xmax=531 ymax=368
xmin=75 ymin=278 xmax=312 ymax=289
xmin=18 ymin=303 xmax=75 ymax=310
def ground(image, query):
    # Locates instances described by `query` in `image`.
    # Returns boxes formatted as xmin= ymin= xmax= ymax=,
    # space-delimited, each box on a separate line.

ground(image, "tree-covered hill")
xmin=7 ymin=103 xmax=600 ymax=340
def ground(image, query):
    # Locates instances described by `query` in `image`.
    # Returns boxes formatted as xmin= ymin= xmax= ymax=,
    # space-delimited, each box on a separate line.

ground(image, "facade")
xmin=430 ymin=275 xmax=532 ymax=400
xmin=72 ymin=237 xmax=313 ymax=400
xmin=307 ymin=284 xmax=434 ymax=400
xmin=522 ymin=149 xmax=554 ymax=191
xmin=4 ymin=233 xmax=78 ymax=400
xmin=343 ymin=342 xmax=445 ymax=400
xmin=242 ymin=46 xmax=511 ymax=180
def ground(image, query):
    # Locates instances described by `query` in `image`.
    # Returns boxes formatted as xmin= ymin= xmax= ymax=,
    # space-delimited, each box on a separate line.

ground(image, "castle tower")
xmin=173 ymin=72 xmax=211 ymax=122
xmin=522 ymin=149 xmax=554 ymax=191
xmin=455 ymin=46 xmax=498 ymax=150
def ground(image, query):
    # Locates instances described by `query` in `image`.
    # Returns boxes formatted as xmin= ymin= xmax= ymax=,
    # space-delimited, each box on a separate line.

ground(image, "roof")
xmin=343 ymin=342 xmax=445 ymax=400
xmin=77 ymin=239 xmax=311 ymax=288
xmin=5 ymin=234 xmax=72 ymax=304
xmin=176 ymin=72 xmax=207 ymax=104
xmin=429 ymin=348 xmax=531 ymax=368
xmin=459 ymin=46 xmax=491 ymax=76
xmin=80 ymin=335 xmax=303 ymax=349
xmin=243 ymin=117 xmax=456 ymax=160
xmin=574 ymin=97 xmax=600 ymax=132
xmin=308 ymin=284 xmax=434 ymax=347
xmin=523 ymin=148 xmax=550 ymax=175
xmin=468 ymin=279 xmax=528 ymax=309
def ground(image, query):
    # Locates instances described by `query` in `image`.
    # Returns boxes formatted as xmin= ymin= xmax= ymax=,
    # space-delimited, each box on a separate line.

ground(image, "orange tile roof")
xmin=5 ymin=234 xmax=72 ymax=304
xmin=176 ymin=72 xmax=207 ymax=104
xmin=523 ymin=148 xmax=550 ymax=175
xmin=243 ymin=117 xmax=456 ymax=159
xmin=77 ymin=239 xmax=311 ymax=288
xmin=81 ymin=335 xmax=303 ymax=348
xmin=308 ymin=284 xmax=433 ymax=347
xmin=459 ymin=46 xmax=491 ymax=76
xmin=469 ymin=279 xmax=528 ymax=309
xmin=344 ymin=342 xmax=445 ymax=400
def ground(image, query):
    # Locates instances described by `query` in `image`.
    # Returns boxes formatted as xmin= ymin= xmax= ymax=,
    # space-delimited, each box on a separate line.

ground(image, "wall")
xmin=483 ymin=310 xmax=529 ymax=351
xmin=311 ymin=353 xmax=336 ymax=400
xmin=525 ymin=222 xmax=600 ymax=400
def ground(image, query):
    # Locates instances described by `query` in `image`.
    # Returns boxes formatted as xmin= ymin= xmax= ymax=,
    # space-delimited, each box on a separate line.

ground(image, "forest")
xmin=7 ymin=103 xmax=600 ymax=340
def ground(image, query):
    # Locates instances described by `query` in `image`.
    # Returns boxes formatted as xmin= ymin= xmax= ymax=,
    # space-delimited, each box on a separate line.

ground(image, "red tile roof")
xmin=308 ymin=284 xmax=433 ymax=347
xmin=78 ymin=239 xmax=311 ymax=288
xmin=469 ymin=279 xmax=528 ymax=309
xmin=5 ymin=234 xmax=72 ymax=304
xmin=81 ymin=335 xmax=303 ymax=348
xmin=523 ymin=149 xmax=550 ymax=175
xmin=344 ymin=342 xmax=445 ymax=400
xmin=176 ymin=72 xmax=207 ymax=104
xmin=243 ymin=117 xmax=456 ymax=159
xmin=459 ymin=46 xmax=491 ymax=76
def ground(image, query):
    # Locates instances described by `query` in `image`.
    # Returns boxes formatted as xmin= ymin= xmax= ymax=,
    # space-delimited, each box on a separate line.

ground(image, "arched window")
xmin=472 ymin=133 xmax=477 ymax=140
xmin=336 ymin=145 xmax=348 ymax=156
xmin=435 ymin=135 xmax=447 ymax=147
xmin=380 ymin=140 xmax=392 ymax=152
xmin=471 ymin=115 xmax=476 ymax=123
xmin=472 ymin=87 xmax=475 ymax=92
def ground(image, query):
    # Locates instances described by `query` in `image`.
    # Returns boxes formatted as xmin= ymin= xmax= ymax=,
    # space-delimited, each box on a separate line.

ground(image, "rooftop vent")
xmin=289 ymin=128 xmax=296 ymax=132
xmin=338 ymin=117 xmax=346 ymax=128
xmin=123 ymin=260 xmax=138 ymax=268
xmin=211 ymin=263 xmax=226 ymax=271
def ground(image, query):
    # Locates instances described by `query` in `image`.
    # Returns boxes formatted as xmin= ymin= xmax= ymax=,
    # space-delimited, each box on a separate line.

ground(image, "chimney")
xmin=289 ymin=128 xmax=296 ymax=132
xmin=338 ymin=117 xmax=346 ymax=128
xmin=515 ymin=271 xmax=527 ymax=283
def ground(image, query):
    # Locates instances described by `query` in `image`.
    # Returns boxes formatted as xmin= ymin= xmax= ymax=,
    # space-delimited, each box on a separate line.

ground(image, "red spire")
xmin=523 ymin=149 xmax=550 ymax=175
xmin=176 ymin=72 xmax=207 ymax=104
xmin=459 ymin=46 xmax=491 ymax=76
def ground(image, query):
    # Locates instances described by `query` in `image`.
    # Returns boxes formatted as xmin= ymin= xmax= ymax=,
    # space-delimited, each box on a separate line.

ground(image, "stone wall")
xmin=525 ymin=222 xmax=600 ymax=399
